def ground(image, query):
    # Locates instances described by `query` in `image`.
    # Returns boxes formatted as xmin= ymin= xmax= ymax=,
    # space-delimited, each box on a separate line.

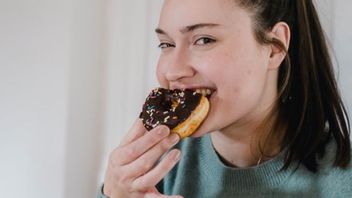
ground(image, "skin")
xmin=157 ymin=0 xmax=289 ymax=166
xmin=103 ymin=0 xmax=290 ymax=197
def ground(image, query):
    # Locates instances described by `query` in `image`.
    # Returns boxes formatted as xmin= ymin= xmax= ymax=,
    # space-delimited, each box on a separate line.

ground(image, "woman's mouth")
xmin=195 ymin=88 xmax=215 ymax=98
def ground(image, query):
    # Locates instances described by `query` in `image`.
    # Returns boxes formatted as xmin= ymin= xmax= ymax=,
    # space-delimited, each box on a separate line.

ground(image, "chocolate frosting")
xmin=139 ymin=88 xmax=202 ymax=131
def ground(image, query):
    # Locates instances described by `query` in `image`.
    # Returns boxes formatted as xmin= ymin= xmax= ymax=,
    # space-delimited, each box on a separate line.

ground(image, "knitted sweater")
xmin=97 ymin=135 xmax=352 ymax=198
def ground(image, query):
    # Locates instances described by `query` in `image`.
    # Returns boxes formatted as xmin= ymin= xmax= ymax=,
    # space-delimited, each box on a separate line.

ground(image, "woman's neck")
xmin=210 ymin=115 xmax=282 ymax=168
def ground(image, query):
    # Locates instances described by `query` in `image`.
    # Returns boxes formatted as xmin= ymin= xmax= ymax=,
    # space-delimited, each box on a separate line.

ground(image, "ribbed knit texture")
xmin=97 ymin=134 xmax=352 ymax=198
xmin=157 ymin=135 xmax=352 ymax=198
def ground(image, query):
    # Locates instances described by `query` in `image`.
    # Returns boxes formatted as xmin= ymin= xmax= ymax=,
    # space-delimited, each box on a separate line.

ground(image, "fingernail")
xmin=170 ymin=134 xmax=180 ymax=145
xmin=173 ymin=150 xmax=181 ymax=160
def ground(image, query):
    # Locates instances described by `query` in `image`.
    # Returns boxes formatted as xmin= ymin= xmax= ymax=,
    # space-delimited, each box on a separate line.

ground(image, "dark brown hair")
xmin=236 ymin=0 xmax=351 ymax=172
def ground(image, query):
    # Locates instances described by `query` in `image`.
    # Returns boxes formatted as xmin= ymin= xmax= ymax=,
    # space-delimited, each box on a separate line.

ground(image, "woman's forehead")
xmin=158 ymin=0 xmax=247 ymax=32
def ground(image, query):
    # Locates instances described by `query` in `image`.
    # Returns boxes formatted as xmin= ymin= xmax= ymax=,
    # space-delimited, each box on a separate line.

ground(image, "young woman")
xmin=99 ymin=0 xmax=351 ymax=197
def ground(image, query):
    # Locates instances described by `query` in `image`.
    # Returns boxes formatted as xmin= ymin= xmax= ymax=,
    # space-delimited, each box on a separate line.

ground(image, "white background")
xmin=0 ymin=0 xmax=351 ymax=197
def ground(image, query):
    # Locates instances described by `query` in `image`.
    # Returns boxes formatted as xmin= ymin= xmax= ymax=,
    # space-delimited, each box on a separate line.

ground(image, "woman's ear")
xmin=268 ymin=22 xmax=290 ymax=70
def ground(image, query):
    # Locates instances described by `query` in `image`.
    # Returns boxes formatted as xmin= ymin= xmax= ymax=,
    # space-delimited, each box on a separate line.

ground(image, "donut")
xmin=139 ymin=87 xmax=211 ymax=138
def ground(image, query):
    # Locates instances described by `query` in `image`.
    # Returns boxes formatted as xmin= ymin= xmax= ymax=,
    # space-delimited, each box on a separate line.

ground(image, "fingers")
xmin=116 ymin=125 xmax=171 ymax=165
xmin=132 ymin=149 xmax=181 ymax=190
xmin=123 ymin=133 xmax=180 ymax=178
xmin=120 ymin=118 xmax=146 ymax=147
xmin=105 ymin=120 xmax=181 ymax=198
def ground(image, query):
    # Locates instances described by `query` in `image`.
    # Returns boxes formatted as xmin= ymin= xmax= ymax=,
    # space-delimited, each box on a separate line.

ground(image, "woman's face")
xmin=156 ymin=0 xmax=278 ymax=137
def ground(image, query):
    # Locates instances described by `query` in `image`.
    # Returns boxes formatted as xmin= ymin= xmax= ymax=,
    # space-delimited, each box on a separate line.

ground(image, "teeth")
xmin=195 ymin=88 xmax=212 ymax=96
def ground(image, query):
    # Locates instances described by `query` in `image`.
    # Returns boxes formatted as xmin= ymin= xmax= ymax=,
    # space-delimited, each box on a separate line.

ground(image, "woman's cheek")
xmin=196 ymin=53 xmax=228 ymax=76
xmin=156 ymin=61 xmax=168 ymax=88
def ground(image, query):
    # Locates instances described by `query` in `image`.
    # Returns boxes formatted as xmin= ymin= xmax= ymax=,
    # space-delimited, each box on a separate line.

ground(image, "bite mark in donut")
xmin=139 ymin=87 xmax=211 ymax=138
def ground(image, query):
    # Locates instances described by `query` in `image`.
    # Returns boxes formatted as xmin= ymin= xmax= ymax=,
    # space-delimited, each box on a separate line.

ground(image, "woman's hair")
xmin=235 ymin=0 xmax=351 ymax=172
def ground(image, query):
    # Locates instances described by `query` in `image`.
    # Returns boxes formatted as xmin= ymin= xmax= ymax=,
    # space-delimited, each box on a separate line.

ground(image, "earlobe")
xmin=268 ymin=22 xmax=291 ymax=69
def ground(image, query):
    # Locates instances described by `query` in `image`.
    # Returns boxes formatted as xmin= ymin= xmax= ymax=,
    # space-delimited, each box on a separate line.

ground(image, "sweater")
xmin=97 ymin=134 xmax=352 ymax=198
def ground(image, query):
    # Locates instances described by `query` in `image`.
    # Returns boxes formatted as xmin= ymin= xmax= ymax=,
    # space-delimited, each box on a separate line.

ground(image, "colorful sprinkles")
xmin=139 ymin=87 xmax=203 ymax=131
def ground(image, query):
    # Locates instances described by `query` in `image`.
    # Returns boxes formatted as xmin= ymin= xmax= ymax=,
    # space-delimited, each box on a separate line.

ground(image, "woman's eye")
xmin=194 ymin=37 xmax=216 ymax=45
xmin=158 ymin=42 xmax=175 ymax=49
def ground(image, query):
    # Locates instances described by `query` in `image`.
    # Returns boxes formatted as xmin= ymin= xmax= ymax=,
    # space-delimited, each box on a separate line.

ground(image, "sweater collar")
xmin=200 ymin=134 xmax=296 ymax=192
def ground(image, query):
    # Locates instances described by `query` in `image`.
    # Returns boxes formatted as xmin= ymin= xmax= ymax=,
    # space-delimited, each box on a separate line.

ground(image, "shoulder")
xmin=316 ymin=139 xmax=352 ymax=196
xmin=317 ymin=138 xmax=352 ymax=172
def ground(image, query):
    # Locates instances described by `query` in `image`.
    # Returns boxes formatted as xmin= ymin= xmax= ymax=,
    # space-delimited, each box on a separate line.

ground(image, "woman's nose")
xmin=164 ymin=50 xmax=195 ymax=82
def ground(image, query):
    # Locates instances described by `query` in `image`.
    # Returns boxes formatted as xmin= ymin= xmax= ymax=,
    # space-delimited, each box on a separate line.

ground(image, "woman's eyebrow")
xmin=181 ymin=23 xmax=220 ymax=33
xmin=155 ymin=23 xmax=221 ymax=36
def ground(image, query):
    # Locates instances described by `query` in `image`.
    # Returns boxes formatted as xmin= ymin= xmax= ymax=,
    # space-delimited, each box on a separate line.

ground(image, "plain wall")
xmin=0 ymin=1 xmax=350 ymax=197
xmin=0 ymin=0 xmax=71 ymax=197
xmin=334 ymin=0 xmax=352 ymax=113
xmin=0 ymin=0 xmax=106 ymax=197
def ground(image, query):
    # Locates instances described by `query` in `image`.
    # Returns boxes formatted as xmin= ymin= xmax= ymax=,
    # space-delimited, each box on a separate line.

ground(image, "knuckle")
xmin=125 ymin=145 xmax=139 ymax=158
xmin=109 ymin=150 xmax=122 ymax=167
xmin=107 ymin=161 xmax=128 ymax=182
xmin=108 ymin=156 xmax=119 ymax=168
xmin=109 ymin=165 xmax=123 ymax=180
xmin=137 ymin=160 xmax=154 ymax=173
xmin=159 ymin=137 xmax=174 ymax=151
xmin=111 ymin=169 xmax=130 ymax=185
xmin=117 ymin=173 xmax=129 ymax=184
xmin=148 ymin=133 xmax=161 ymax=144
xmin=160 ymin=155 xmax=175 ymax=170
xmin=132 ymin=178 xmax=145 ymax=191
xmin=131 ymin=178 xmax=149 ymax=192
xmin=158 ymin=139 xmax=170 ymax=152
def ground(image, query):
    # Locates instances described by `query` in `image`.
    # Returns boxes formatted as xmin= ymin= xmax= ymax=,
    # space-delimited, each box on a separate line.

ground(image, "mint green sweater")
xmin=98 ymin=135 xmax=352 ymax=198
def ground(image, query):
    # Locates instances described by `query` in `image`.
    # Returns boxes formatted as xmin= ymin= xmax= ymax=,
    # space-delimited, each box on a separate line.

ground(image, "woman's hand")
xmin=103 ymin=119 xmax=183 ymax=198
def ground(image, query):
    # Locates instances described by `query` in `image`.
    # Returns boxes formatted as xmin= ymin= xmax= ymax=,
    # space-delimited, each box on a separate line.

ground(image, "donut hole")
xmin=163 ymin=94 xmax=180 ymax=112
xmin=140 ymin=88 xmax=204 ymax=132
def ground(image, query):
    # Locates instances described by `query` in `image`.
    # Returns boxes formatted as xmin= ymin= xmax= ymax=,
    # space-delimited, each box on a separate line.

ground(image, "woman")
xmin=99 ymin=0 xmax=351 ymax=197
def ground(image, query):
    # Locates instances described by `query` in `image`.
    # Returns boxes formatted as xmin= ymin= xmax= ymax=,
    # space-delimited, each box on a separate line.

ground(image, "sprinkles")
xmin=139 ymin=87 xmax=203 ymax=131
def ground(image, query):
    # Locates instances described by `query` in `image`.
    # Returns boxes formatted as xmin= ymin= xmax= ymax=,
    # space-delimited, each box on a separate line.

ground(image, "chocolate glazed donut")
xmin=139 ymin=88 xmax=211 ymax=138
